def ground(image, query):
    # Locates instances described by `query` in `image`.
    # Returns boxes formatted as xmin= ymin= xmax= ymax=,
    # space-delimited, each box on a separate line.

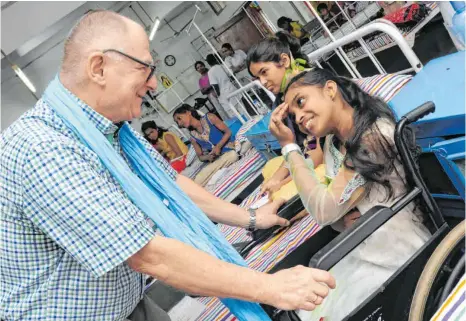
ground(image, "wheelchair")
xmin=259 ymin=101 xmax=465 ymax=321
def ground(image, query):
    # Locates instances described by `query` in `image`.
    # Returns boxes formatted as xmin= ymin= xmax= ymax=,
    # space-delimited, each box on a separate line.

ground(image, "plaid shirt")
xmin=0 ymin=95 xmax=177 ymax=320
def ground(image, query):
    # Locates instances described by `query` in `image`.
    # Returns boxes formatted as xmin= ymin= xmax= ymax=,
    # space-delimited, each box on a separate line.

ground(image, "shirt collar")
xmin=64 ymin=88 xmax=120 ymax=136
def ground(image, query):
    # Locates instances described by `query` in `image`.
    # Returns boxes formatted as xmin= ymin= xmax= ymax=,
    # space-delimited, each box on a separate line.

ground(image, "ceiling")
xmin=0 ymin=1 xmax=191 ymax=83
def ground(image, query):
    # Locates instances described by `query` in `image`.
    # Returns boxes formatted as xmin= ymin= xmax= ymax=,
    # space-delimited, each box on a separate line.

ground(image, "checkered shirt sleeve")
xmin=22 ymin=140 xmax=156 ymax=278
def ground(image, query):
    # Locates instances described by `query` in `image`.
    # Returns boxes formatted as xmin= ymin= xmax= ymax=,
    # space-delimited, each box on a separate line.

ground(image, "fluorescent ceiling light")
xmin=12 ymin=65 xmax=36 ymax=93
xmin=149 ymin=17 xmax=161 ymax=41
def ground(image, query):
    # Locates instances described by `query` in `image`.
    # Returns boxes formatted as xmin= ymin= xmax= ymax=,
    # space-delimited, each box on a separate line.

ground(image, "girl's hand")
xmin=269 ymin=103 xmax=295 ymax=147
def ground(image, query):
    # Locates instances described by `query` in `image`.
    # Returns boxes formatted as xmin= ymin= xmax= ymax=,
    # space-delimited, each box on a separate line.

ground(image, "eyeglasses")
xmin=103 ymin=49 xmax=156 ymax=82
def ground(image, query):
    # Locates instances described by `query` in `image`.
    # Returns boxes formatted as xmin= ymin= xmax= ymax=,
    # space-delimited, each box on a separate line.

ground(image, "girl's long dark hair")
xmin=173 ymin=104 xmax=203 ymax=131
xmin=246 ymin=31 xmax=312 ymax=75
xmin=173 ymin=104 xmax=201 ymax=121
xmin=285 ymin=69 xmax=421 ymax=200
xmin=141 ymin=120 xmax=168 ymax=143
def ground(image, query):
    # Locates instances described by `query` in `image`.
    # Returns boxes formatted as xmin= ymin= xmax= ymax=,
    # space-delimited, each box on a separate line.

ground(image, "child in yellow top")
xmin=277 ymin=16 xmax=310 ymax=45
xmin=142 ymin=121 xmax=188 ymax=172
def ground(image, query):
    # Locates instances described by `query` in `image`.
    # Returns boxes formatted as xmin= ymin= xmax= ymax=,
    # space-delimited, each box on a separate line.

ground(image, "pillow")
xmin=234 ymin=116 xmax=264 ymax=154
xmin=239 ymin=141 xmax=253 ymax=155
xmin=353 ymin=73 xmax=413 ymax=103
xmin=185 ymin=145 xmax=197 ymax=167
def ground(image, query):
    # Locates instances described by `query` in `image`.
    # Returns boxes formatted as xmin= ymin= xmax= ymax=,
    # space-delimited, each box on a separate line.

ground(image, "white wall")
xmin=1 ymin=76 xmax=38 ymax=130
xmin=1 ymin=39 xmax=65 ymax=130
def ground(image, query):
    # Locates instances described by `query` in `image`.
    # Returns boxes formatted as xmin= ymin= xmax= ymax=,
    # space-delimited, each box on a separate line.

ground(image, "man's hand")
xmin=261 ymin=265 xmax=336 ymax=311
xmin=255 ymin=198 xmax=289 ymax=229
xmin=290 ymin=209 xmax=309 ymax=223
xmin=128 ymin=235 xmax=335 ymax=312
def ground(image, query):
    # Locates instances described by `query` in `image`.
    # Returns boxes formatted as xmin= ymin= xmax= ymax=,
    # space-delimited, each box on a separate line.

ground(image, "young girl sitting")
xmin=173 ymin=104 xmax=238 ymax=187
xmin=270 ymin=69 xmax=430 ymax=320
xmin=141 ymin=120 xmax=188 ymax=173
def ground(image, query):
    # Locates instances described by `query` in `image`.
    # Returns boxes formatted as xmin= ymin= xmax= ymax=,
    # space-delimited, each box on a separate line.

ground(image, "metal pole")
xmin=228 ymin=102 xmax=247 ymax=123
xmin=392 ymin=67 xmax=415 ymax=75
xmin=314 ymin=59 xmax=323 ymax=69
xmin=243 ymin=7 xmax=266 ymax=38
xmin=304 ymin=1 xmax=362 ymax=78
xmin=227 ymin=80 xmax=276 ymax=101
xmin=191 ymin=21 xmax=256 ymax=118
xmin=186 ymin=4 xmax=202 ymax=34
xmin=259 ymin=8 xmax=278 ymax=33
xmin=227 ymin=80 xmax=277 ymax=114
xmin=335 ymin=2 xmax=386 ymax=74
xmin=136 ymin=1 xmax=154 ymax=23
xmin=129 ymin=5 xmax=148 ymax=29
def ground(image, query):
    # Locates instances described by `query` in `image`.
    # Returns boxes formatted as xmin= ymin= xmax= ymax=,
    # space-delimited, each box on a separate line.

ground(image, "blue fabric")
xmin=42 ymin=76 xmax=271 ymax=321
xmin=192 ymin=114 xmax=235 ymax=153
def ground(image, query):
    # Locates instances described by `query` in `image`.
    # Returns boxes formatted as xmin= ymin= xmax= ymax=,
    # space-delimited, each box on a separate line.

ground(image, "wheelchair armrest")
xmin=309 ymin=187 xmax=422 ymax=270
xmin=309 ymin=205 xmax=394 ymax=270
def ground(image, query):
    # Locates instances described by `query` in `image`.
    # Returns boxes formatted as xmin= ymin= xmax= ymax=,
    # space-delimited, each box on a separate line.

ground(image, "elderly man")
xmin=0 ymin=10 xmax=335 ymax=321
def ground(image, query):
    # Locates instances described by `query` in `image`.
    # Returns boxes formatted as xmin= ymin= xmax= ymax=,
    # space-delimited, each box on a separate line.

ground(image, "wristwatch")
xmin=281 ymin=143 xmax=302 ymax=162
xmin=247 ymin=208 xmax=256 ymax=232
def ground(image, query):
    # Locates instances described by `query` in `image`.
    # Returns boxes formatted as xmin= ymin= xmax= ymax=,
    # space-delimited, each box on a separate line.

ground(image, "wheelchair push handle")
xmin=402 ymin=101 xmax=435 ymax=124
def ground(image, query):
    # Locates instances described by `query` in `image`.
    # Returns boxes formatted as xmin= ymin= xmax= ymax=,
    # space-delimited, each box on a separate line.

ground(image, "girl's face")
xmin=284 ymin=81 xmax=338 ymax=138
xmin=174 ymin=112 xmax=191 ymax=129
xmin=196 ymin=63 xmax=206 ymax=74
xmin=249 ymin=54 xmax=291 ymax=95
xmin=144 ymin=127 xmax=159 ymax=140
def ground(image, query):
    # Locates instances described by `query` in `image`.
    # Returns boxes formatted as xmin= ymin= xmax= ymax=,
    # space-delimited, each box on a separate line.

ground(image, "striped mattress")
xmin=182 ymin=116 xmax=266 ymax=201
xmin=431 ymin=275 xmax=465 ymax=321
xmin=206 ymin=148 xmax=265 ymax=200
xmin=195 ymin=188 xmax=321 ymax=321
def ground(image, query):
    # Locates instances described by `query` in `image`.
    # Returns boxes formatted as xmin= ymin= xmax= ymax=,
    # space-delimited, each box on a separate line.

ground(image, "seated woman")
xmin=173 ymin=104 xmax=238 ymax=187
xmin=269 ymin=69 xmax=431 ymax=320
xmin=141 ymin=120 xmax=188 ymax=173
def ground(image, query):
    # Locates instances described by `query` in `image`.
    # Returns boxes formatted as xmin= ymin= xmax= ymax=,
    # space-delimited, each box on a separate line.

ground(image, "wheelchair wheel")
xmin=409 ymin=221 xmax=465 ymax=321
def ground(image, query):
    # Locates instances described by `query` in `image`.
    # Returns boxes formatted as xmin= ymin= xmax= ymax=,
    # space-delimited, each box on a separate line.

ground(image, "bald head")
xmin=58 ymin=10 xmax=157 ymax=123
xmin=61 ymin=10 xmax=147 ymax=83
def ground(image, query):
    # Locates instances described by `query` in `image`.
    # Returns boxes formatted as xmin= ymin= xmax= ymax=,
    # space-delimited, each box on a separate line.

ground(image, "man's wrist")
xmin=246 ymin=208 xmax=257 ymax=231
xmin=253 ymin=273 xmax=274 ymax=306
